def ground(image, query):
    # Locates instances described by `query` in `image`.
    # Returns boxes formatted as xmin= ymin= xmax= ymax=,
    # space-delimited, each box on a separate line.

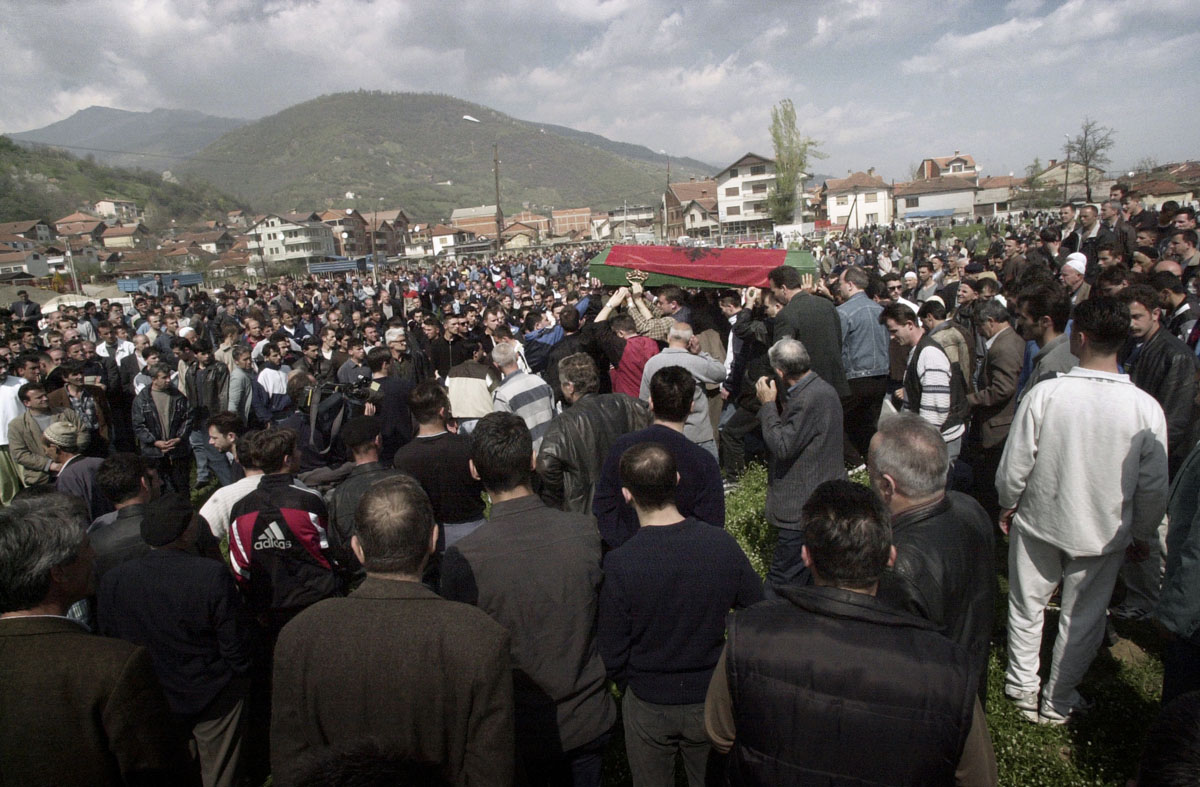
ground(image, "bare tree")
xmin=908 ymin=161 xmax=924 ymax=181
xmin=1065 ymin=118 xmax=1116 ymax=202
xmin=1134 ymin=156 xmax=1159 ymax=175
xmin=766 ymin=99 xmax=826 ymax=225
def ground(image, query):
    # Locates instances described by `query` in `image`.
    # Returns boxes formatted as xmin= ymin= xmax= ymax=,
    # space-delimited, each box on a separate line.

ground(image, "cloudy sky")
xmin=3 ymin=0 xmax=1197 ymax=181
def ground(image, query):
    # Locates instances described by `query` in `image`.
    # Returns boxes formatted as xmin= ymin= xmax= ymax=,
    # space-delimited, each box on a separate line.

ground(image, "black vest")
xmin=903 ymin=332 xmax=968 ymax=434
xmin=726 ymin=586 xmax=976 ymax=786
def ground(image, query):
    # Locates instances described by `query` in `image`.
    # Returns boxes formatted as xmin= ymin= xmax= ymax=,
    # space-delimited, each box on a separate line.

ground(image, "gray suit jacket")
xmin=271 ymin=577 xmax=514 ymax=786
xmin=759 ymin=372 xmax=848 ymax=529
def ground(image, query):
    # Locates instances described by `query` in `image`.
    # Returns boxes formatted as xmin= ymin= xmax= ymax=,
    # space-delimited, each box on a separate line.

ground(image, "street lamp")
xmin=461 ymin=115 xmax=503 ymax=254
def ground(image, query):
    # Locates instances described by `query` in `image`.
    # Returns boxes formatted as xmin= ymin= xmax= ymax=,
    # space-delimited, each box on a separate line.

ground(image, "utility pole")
xmin=493 ymin=143 xmax=503 ymax=255
xmin=1062 ymin=133 xmax=1072 ymax=204
xmin=663 ymin=155 xmax=670 ymax=242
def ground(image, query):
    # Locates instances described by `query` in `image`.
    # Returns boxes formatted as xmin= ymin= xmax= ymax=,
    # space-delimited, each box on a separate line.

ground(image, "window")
xmin=866 ymin=213 xmax=878 ymax=223
xmin=750 ymin=165 xmax=766 ymax=176
xmin=865 ymin=192 xmax=877 ymax=203
xmin=905 ymin=197 xmax=919 ymax=208
xmin=997 ymin=202 xmax=1008 ymax=210
xmin=950 ymin=164 xmax=963 ymax=172
xmin=836 ymin=195 xmax=848 ymax=206
xmin=727 ymin=206 xmax=741 ymax=216
xmin=752 ymin=183 xmax=767 ymax=194
xmin=728 ymin=168 xmax=738 ymax=177
xmin=726 ymin=187 xmax=739 ymax=197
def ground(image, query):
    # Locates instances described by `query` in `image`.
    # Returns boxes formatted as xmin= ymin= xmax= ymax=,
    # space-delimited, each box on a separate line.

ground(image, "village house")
xmin=450 ymin=205 xmax=502 ymax=239
xmin=93 ymin=198 xmax=140 ymax=223
xmin=318 ymin=209 xmax=368 ymax=258
xmin=916 ymin=151 xmax=978 ymax=183
xmin=893 ymin=176 xmax=978 ymax=222
xmin=0 ymin=219 xmax=55 ymax=244
xmin=244 ymin=213 xmax=336 ymax=268
xmin=551 ymin=207 xmax=591 ymax=237
xmin=101 ymin=223 xmax=151 ymax=250
xmin=664 ymin=178 xmax=719 ymax=240
xmin=715 ymin=153 xmax=778 ymax=237
xmin=823 ymin=170 xmax=893 ymax=230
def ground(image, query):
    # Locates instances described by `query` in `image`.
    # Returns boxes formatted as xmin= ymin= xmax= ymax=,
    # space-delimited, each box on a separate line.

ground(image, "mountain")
xmin=179 ymin=91 xmax=715 ymax=220
xmin=0 ymin=135 xmax=249 ymax=228
xmin=8 ymin=106 xmax=248 ymax=170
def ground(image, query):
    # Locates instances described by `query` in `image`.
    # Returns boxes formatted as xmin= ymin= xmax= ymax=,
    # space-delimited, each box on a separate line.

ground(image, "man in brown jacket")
xmin=7 ymin=382 xmax=84 ymax=485
xmin=966 ymin=299 xmax=1026 ymax=520
xmin=271 ymin=475 xmax=514 ymax=787
xmin=0 ymin=493 xmax=186 ymax=786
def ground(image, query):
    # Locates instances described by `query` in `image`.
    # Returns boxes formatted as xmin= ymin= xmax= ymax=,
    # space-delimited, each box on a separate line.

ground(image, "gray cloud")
xmin=1 ymin=0 xmax=1196 ymax=182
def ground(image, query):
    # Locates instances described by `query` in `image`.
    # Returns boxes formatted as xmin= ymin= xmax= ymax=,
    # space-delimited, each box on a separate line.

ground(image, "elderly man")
xmin=537 ymin=353 xmax=651 ymax=513
xmin=754 ymin=338 xmax=846 ymax=596
xmin=0 ymin=493 xmax=186 ymax=785
xmin=44 ymin=420 xmax=112 ymax=523
xmin=638 ymin=323 xmax=726 ymax=457
xmin=871 ymin=414 xmax=996 ymax=704
xmin=491 ymin=339 xmax=555 ymax=450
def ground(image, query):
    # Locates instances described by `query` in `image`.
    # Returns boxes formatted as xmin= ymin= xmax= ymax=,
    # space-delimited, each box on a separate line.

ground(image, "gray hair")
xmin=491 ymin=340 xmax=518 ymax=369
xmin=869 ymin=413 xmax=949 ymax=498
xmin=975 ymin=298 xmax=1011 ymax=324
xmin=667 ymin=323 xmax=694 ymax=344
xmin=384 ymin=326 xmax=406 ymax=344
xmin=768 ymin=338 xmax=811 ymax=378
xmin=0 ymin=495 xmax=90 ymax=614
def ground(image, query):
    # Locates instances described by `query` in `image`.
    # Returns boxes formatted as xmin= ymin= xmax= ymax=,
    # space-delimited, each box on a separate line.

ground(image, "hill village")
xmin=2 ymin=149 xmax=1199 ymax=290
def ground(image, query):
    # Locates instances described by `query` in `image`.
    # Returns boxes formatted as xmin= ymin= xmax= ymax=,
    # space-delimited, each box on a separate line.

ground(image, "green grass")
xmin=716 ymin=464 xmax=1166 ymax=786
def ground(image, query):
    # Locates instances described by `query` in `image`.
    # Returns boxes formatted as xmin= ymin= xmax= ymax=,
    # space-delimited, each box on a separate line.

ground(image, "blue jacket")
xmin=836 ymin=291 xmax=890 ymax=379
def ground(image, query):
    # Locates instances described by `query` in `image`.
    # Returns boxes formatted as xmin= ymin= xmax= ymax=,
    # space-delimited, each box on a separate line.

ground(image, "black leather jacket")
xmin=878 ymin=493 xmax=996 ymax=694
xmin=1125 ymin=328 xmax=1199 ymax=474
xmin=536 ymin=392 xmax=651 ymax=513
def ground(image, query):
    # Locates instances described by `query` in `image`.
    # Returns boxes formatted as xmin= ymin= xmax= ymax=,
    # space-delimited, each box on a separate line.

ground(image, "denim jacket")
xmin=836 ymin=292 xmax=890 ymax=379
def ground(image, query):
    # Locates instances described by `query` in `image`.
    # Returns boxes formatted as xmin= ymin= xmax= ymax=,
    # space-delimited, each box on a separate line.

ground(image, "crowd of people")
xmin=2 ymin=187 xmax=1200 ymax=786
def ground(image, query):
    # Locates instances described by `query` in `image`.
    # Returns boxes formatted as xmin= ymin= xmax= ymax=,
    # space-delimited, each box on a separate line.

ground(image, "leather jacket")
xmin=878 ymin=492 xmax=996 ymax=691
xmin=1125 ymin=328 xmax=1199 ymax=474
xmin=536 ymin=392 xmax=651 ymax=513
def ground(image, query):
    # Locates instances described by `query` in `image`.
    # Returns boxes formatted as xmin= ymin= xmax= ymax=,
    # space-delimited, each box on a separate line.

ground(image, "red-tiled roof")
xmin=0 ymin=220 xmax=43 ymax=234
xmin=55 ymin=212 xmax=100 ymax=225
xmin=894 ymin=176 xmax=979 ymax=197
xmin=825 ymin=172 xmax=890 ymax=193
xmin=926 ymin=153 xmax=977 ymax=169
xmin=102 ymin=224 xmax=145 ymax=237
xmin=670 ymin=179 xmax=719 ymax=208
xmin=1136 ymin=179 xmax=1191 ymax=196
xmin=978 ymin=175 xmax=1024 ymax=189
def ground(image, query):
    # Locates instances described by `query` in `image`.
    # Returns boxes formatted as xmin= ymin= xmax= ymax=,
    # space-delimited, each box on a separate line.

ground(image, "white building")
xmin=893 ymin=176 xmax=978 ymax=222
xmin=94 ymin=198 xmax=140 ymax=223
xmin=431 ymin=224 xmax=473 ymax=257
xmin=245 ymin=213 xmax=336 ymax=268
xmin=715 ymin=153 xmax=777 ymax=236
xmin=823 ymin=171 xmax=893 ymax=229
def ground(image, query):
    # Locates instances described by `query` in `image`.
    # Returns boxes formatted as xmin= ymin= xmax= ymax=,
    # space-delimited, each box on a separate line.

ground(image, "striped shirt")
xmin=492 ymin=370 xmax=556 ymax=450
xmin=908 ymin=343 xmax=966 ymax=442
